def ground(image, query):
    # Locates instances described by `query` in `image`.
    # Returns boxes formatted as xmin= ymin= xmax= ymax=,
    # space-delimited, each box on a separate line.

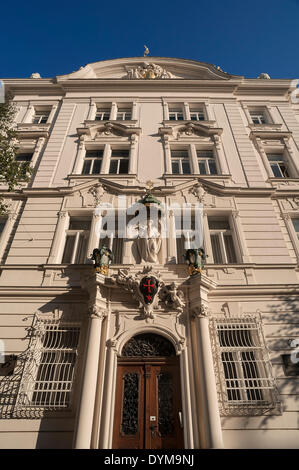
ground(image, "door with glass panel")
xmin=112 ymin=334 xmax=184 ymax=449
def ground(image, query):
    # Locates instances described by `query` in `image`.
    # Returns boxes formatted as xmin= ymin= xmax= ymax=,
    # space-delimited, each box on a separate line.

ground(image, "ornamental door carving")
xmin=112 ymin=334 xmax=184 ymax=449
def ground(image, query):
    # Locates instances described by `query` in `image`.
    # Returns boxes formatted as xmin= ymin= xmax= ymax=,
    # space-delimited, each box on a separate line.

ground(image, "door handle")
xmin=150 ymin=424 xmax=156 ymax=438
xmin=178 ymin=411 xmax=184 ymax=428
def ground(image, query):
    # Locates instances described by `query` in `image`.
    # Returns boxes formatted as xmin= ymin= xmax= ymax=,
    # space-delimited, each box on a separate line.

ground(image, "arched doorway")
xmin=112 ymin=333 xmax=184 ymax=449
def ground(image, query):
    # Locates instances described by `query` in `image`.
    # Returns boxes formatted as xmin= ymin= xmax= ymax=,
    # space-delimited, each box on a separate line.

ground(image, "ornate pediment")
xmin=77 ymin=121 xmax=141 ymax=140
xmin=56 ymin=57 xmax=242 ymax=81
xmin=159 ymin=121 xmax=223 ymax=140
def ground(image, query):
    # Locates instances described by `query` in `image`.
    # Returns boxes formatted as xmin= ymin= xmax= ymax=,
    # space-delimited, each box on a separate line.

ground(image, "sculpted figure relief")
xmin=137 ymin=219 xmax=162 ymax=263
xmin=125 ymin=62 xmax=174 ymax=80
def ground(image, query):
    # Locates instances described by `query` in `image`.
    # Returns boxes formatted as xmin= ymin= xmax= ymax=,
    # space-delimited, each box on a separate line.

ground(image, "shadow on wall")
xmin=221 ymin=292 xmax=299 ymax=430
xmin=0 ymin=294 xmax=87 ymax=449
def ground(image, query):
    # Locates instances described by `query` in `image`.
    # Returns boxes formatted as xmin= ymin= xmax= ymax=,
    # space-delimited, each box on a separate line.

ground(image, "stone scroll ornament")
xmin=114 ymin=266 xmax=185 ymax=320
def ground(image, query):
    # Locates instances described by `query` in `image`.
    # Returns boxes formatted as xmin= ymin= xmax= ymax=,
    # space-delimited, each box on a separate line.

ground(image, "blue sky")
xmin=1 ymin=0 xmax=299 ymax=79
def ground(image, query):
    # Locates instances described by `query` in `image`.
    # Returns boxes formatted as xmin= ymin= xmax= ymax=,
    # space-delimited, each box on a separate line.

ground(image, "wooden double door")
xmin=113 ymin=357 xmax=184 ymax=449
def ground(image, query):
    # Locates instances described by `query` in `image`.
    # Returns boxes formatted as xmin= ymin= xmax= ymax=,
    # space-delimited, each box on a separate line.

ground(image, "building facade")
xmin=0 ymin=57 xmax=299 ymax=449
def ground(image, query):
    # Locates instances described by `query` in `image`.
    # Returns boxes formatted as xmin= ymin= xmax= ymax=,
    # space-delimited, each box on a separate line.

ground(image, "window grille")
xmin=18 ymin=321 xmax=81 ymax=410
xmin=211 ymin=316 xmax=280 ymax=415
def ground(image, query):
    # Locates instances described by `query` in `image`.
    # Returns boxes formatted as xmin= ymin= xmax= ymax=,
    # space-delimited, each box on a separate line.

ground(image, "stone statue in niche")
xmin=137 ymin=218 xmax=162 ymax=263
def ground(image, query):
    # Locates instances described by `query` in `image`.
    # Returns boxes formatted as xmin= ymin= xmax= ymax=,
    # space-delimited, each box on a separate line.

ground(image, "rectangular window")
xmin=168 ymin=108 xmax=184 ymax=121
xmin=208 ymin=218 xmax=237 ymax=264
xmin=249 ymin=109 xmax=267 ymax=125
xmin=216 ymin=318 xmax=274 ymax=405
xmin=15 ymin=152 xmax=33 ymax=162
xmin=28 ymin=323 xmax=80 ymax=409
xmin=171 ymin=150 xmax=191 ymax=175
xmin=62 ymin=219 xmax=90 ymax=264
xmin=267 ymin=154 xmax=289 ymax=178
xmin=292 ymin=219 xmax=299 ymax=240
xmin=197 ymin=150 xmax=217 ymax=175
xmin=190 ymin=109 xmax=205 ymax=121
xmin=98 ymin=215 xmax=124 ymax=264
xmin=0 ymin=217 xmax=6 ymax=236
xmin=82 ymin=150 xmax=103 ymax=175
xmin=32 ymin=110 xmax=50 ymax=124
xmin=175 ymin=213 xmax=196 ymax=263
xmin=95 ymin=108 xmax=110 ymax=121
xmin=116 ymin=108 xmax=132 ymax=120
xmin=109 ymin=150 xmax=129 ymax=174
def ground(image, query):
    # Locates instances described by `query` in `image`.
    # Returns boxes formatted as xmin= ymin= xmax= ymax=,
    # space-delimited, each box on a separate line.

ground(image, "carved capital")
xmin=192 ymin=304 xmax=210 ymax=319
xmin=88 ymin=305 xmax=106 ymax=319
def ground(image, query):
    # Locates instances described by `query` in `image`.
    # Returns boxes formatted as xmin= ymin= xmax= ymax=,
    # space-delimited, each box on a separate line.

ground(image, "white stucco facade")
xmin=0 ymin=57 xmax=299 ymax=449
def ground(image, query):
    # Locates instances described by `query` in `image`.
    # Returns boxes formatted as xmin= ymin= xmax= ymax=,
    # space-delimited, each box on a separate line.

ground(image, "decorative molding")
xmin=124 ymin=62 xmax=175 ymax=80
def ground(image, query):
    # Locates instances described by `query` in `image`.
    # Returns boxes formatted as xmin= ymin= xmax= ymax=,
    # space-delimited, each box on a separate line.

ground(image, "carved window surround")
xmin=279 ymin=204 xmax=299 ymax=263
xmin=72 ymin=123 xmax=141 ymax=176
xmin=159 ymin=123 xmax=229 ymax=177
xmin=203 ymin=209 xmax=251 ymax=264
xmin=162 ymin=99 xmax=215 ymax=122
xmin=86 ymin=100 xmax=139 ymax=122
xmin=21 ymin=103 xmax=58 ymax=125
xmin=210 ymin=314 xmax=281 ymax=417
xmin=253 ymin=135 xmax=298 ymax=180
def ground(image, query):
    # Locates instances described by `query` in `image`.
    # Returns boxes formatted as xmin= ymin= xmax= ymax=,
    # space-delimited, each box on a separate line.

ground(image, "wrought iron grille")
xmin=19 ymin=323 xmax=80 ymax=410
xmin=210 ymin=316 xmax=280 ymax=415
xmin=121 ymin=373 xmax=139 ymax=435
xmin=122 ymin=334 xmax=176 ymax=357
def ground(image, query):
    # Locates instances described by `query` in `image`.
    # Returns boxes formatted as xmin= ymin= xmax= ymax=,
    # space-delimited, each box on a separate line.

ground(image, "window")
xmin=190 ymin=109 xmax=205 ymax=121
xmin=267 ymin=153 xmax=289 ymax=178
xmin=19 ymin=321 xmax=81 ymax=410
xmin=116 ymin=108 xmax=132 ymax=120
xmin=197 ymin=150 xmax=217 ymax=175
xmin=215 ymin=317 xmax=275 ymax=407
xmin=171 ymin=150 xmax=191 ymax=174
xmin=62 ymin=219 xmax=90 ymax=264
xmin=208 ymin=218 xmax=237 ymax=264
xmin=32 ymin=110 xmax=50 ymax=124
xmin=98 ymin=215 xmax=124 ymax=264
xmin=0 ymin=218 xmax=6 ymax=235
xmin=15 ymin=152 xmax=33 ymax=162
xmin=109 ymin=149 xmax=129 ymax=174
xmin=249 ymin=109 xmax=268 ymax=125
xmin=291 ymin=219 xmax=299 ymax=240
xmin=169 ymin=108 xmax=184 ymax=121
xmin=95 ymin=108 xmax=110 ymax=121
xmin=175 ymin=213 xmax=196 ymax=263
xmin=82 ymin=150 xmax=103 ymax=175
